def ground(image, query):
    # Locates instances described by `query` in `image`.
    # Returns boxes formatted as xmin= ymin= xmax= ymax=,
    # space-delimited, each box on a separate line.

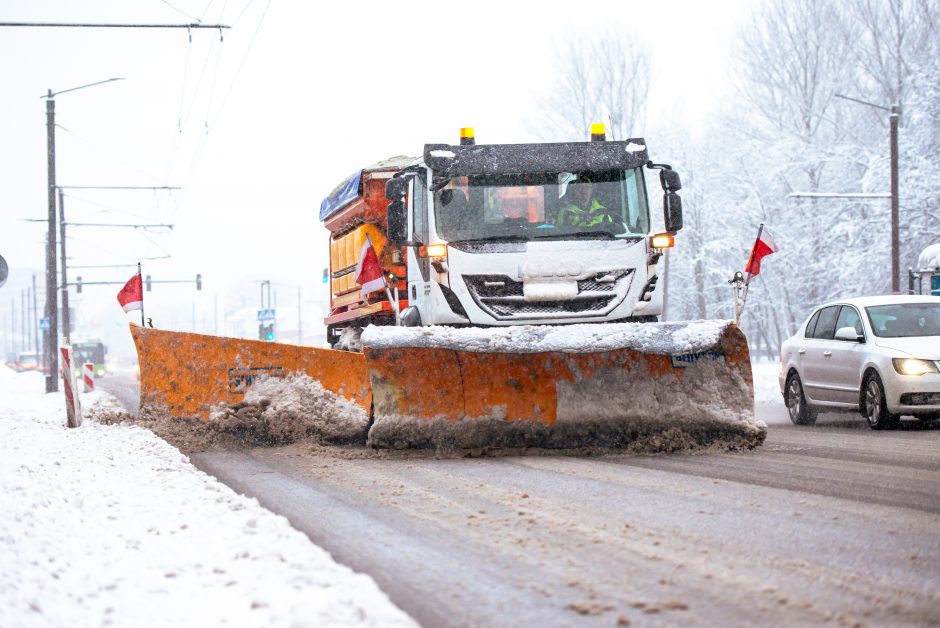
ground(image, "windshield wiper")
xmin=450 ymin=235 xmax=529 ymax=244
xmin=534 ymin=230 xmax=617 ymax=240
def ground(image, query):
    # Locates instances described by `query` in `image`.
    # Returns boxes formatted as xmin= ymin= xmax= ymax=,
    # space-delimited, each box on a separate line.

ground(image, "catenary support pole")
xmin=890 ymin=105 xmax=900 ymax=294
xmin=32 ymin=273 xmax=41 ymax=369
xmin=45 ymin=93 xmax=58 ymax=392
xmin=58 ymin=188 xmax=70 ymax=343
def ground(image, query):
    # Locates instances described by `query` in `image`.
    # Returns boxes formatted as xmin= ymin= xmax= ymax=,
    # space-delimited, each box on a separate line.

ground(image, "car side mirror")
xmin=834 ymin=326 xmax=864 ymax=342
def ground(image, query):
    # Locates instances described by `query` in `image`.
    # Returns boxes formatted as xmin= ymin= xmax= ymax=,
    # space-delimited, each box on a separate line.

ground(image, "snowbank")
xmin=362 ymin=319 xmax=732 ymax=354
xmin=751 ymin=360 xmax=783 ymax=405
xmin=0 ymin=367 xmax=415 ymax=628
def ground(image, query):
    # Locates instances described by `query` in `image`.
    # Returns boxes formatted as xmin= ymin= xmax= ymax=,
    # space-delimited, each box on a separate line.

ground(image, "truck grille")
xmin=462 ymin=271 xmax=632 ymax=321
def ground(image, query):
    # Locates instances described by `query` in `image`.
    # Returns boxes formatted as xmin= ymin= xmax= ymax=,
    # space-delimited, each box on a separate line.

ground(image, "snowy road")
xmin=189 ymin=408 xmax=940 ymax=627
xmin=96 ymin=368 xmax=940 ymax=626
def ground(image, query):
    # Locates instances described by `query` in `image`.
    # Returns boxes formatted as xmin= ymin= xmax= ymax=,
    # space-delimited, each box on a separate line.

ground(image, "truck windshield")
xmin=432 ymin=169 xmax=649 ymax=242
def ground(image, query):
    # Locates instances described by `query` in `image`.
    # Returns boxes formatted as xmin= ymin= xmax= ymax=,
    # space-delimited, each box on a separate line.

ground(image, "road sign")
xmin=257 ymin=308 xmax=276 ymax=322
xmin=40 ymin=317 xmax=51 ymax=331
xmin=0 ymin=254 xmax=7 ymax=288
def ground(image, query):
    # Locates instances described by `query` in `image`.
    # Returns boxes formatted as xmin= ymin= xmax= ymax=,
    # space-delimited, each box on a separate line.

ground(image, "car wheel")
xmin=785 ymin=372 xmax=817 ymax=426
xmin=862 ymin=372 xmax=900 ymax=430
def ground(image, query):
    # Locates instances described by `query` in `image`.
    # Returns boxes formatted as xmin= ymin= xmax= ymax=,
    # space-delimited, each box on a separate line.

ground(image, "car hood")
xmin=874 ymin=335 xmax=940 ymax=359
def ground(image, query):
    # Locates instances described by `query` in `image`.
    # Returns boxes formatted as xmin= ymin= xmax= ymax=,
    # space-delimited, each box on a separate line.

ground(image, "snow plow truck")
xmin=131 ymin=125 xmax=764 ymax=450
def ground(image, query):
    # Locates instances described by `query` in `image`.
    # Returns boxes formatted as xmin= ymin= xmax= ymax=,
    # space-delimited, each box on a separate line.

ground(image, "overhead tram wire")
xmin=158 ymin=0 xmax=203 ymax=23
xmin=179 ymin=0 xmax=271 ymax=181
xmin=0 ymin=22 xmax=230 ymax=30
xmin=204 ymin=0 xmax=231 ymax=133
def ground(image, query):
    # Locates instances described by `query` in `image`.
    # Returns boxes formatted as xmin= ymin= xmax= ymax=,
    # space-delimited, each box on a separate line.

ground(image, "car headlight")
xmin=892 ymin=358 xmax=940 ymax=376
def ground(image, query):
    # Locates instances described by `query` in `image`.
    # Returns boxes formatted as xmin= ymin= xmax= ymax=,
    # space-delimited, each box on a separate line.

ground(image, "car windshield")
xmin=865 ymin=302 xmax=940 ymax=337
xmin=432 ymin=168 xmax=650 ymax=242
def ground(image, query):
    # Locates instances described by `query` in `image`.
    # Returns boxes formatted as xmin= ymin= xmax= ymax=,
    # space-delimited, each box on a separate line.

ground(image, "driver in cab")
xmin=556 ymin=175 xmax=618 ymax=228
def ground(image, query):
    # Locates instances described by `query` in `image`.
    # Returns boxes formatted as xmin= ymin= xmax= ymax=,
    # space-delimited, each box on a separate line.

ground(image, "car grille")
xmin=462 ymin=271 xmax=632 ymax=321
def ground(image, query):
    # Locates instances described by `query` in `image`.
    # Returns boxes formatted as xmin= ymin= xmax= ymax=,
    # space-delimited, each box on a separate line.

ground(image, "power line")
xmin=158 ymin=0 xmax=202 ymax=22
xmin=0 ymin=22 xmax=230 ymax=29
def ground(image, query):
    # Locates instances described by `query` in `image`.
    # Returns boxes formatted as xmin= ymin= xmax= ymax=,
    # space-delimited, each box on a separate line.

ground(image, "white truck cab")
xmin=385 ymin=128 xmax=683 ymax=328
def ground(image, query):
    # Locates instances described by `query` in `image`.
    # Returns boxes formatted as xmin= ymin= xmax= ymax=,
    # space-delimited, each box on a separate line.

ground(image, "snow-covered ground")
xmin=1 ymin=359 xmax=785 ymax=627
xmin=751 ymin=358 xmax=783 ymax=405
xmin=0 ymin=367 xmax=416 ymax=628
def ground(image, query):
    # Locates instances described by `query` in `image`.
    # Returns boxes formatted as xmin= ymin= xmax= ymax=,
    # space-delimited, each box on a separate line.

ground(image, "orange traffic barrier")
xmin=131 ymin=325 xmax=371 ymax=419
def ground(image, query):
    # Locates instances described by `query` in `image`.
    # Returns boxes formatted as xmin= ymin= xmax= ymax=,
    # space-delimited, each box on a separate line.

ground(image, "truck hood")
xmin=874 ymin=335 xmax=940 ymax=359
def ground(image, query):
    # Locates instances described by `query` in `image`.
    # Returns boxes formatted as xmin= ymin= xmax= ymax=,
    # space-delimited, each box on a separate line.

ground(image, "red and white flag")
xmin=117 ymin=272 xmax=143 ymax=313
xmin=354 ymin=235 xmax=386 ymax=298
xmin=744 ymin=225 xmax=778 ymax=278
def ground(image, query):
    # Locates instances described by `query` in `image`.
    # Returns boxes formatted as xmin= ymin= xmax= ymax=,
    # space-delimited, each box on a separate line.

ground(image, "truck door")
xmin=406 ymin=174 xmax=431 ymax=320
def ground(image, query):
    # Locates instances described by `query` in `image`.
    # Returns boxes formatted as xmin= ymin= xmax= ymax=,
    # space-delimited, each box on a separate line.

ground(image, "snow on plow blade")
xmin=362 ymin=321 xmax=764 ymax=451
xmin=130 ymin=326 xmax=371 ymax=419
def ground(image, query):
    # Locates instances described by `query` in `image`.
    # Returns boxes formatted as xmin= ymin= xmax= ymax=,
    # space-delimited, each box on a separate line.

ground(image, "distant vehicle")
xmin=72 ymin=340 xmax=107 ymax=378
xmin=13 ymin=351 xmax=40 ymax=373
xmin=779 ymin=295 xmax=940 ymax=429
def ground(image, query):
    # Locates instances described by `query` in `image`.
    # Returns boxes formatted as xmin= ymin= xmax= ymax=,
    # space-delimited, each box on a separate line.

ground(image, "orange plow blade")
xmin=131 ymin=326 xmax=371 ymax=419
xmin=362 ymin=321 xmax=765 ymax=451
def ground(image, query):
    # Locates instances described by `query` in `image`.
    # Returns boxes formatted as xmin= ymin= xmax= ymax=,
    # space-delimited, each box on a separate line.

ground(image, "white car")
xmin=778 ymin=295 xmax=940 ymax=429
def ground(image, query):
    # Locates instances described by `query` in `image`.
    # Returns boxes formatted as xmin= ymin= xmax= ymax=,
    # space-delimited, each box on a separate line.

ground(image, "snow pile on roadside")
xmin=751 ymin=360 xmax=783 ymax=405
xmin=0 ymin=367 xmax=415 ymax=628
xmin=137 ymin=374 xmax=370 ymax=452
xmin=209 ymin=374 xmax=370 ymax=444
xmin=362 ymin=320 xmax=733 ymax=354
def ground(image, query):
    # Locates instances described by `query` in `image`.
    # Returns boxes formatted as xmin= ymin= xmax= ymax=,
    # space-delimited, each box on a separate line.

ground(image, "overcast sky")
xmin=0 ymin=0 xmax=755 ymax=353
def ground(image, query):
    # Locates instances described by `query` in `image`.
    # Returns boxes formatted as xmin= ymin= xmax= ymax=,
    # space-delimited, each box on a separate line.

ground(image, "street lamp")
xmin=835 ymin=93 xmax=901 ymax=293
xmin=40 ymin=78 xmax=123 ymax=392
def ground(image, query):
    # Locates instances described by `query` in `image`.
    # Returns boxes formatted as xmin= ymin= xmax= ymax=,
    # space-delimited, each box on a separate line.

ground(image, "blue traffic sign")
xmin=39 ymin=317 xmax=50 ymax=331
xmin=257 ymin=308 xmax=276 ymax=322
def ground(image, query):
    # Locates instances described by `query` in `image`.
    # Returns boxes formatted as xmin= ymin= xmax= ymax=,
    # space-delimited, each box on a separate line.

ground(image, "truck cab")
xmin=387 ymin=132 xmax=681 ymax=328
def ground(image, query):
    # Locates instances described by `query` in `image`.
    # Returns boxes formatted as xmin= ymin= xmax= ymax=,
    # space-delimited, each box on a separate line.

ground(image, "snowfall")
xmin=0 ymin=358 xmax=783 ymax=627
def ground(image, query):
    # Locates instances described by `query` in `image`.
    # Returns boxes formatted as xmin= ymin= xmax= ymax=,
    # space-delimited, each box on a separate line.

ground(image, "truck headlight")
xmin=892 ymin=358 xmax=939 ymax=376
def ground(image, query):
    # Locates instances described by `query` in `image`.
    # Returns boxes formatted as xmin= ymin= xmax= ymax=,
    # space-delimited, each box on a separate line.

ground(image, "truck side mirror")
xmin=664 ymin=192 xmax=683 ymax=232
xmin=386 ymin=177 xmax=406 ymax=201
xmin=660 ymin=169 xmax=681 ymax=192
xmin=387 ymin=200 xmax=408 ymax=243
xmin=385 ymin=178 xmax=408 ymax=244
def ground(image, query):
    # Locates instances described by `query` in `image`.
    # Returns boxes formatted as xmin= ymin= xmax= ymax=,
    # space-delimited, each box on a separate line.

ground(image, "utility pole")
xmin=44 ymin=91 xmax=57 ymax=391
xmin=10 ymin=299 xmax=15 ymax=354
xmin=58 ymin=188 xmax=71 ymax=343
xmin=21 ymin=289 xmax=27 ymax=351
xmin=32 ymin=273 xmax=40 ymax=363
xmin=890 ymin=105 xmax=900 ymax=294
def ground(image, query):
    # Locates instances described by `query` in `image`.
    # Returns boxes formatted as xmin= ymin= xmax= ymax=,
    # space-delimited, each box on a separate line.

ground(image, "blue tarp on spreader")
xmin=319 ymin=170 xmax=362 ymax=222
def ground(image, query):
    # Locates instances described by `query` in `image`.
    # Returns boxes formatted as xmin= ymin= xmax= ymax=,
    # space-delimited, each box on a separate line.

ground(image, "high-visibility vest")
xmin=557 ymin=199 xmax=612 ymax=227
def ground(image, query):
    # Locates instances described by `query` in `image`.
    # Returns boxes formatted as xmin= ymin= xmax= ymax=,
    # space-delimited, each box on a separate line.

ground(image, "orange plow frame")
xmin=363 ymin=323 xmax=762 ymax=450
xmin=131 ymin=326 xmax=371 ymax=419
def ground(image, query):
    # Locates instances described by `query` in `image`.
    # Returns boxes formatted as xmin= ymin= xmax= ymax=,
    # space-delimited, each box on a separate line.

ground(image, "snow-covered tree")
xmin=535 ymin=32 xmax=650 ymax=141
